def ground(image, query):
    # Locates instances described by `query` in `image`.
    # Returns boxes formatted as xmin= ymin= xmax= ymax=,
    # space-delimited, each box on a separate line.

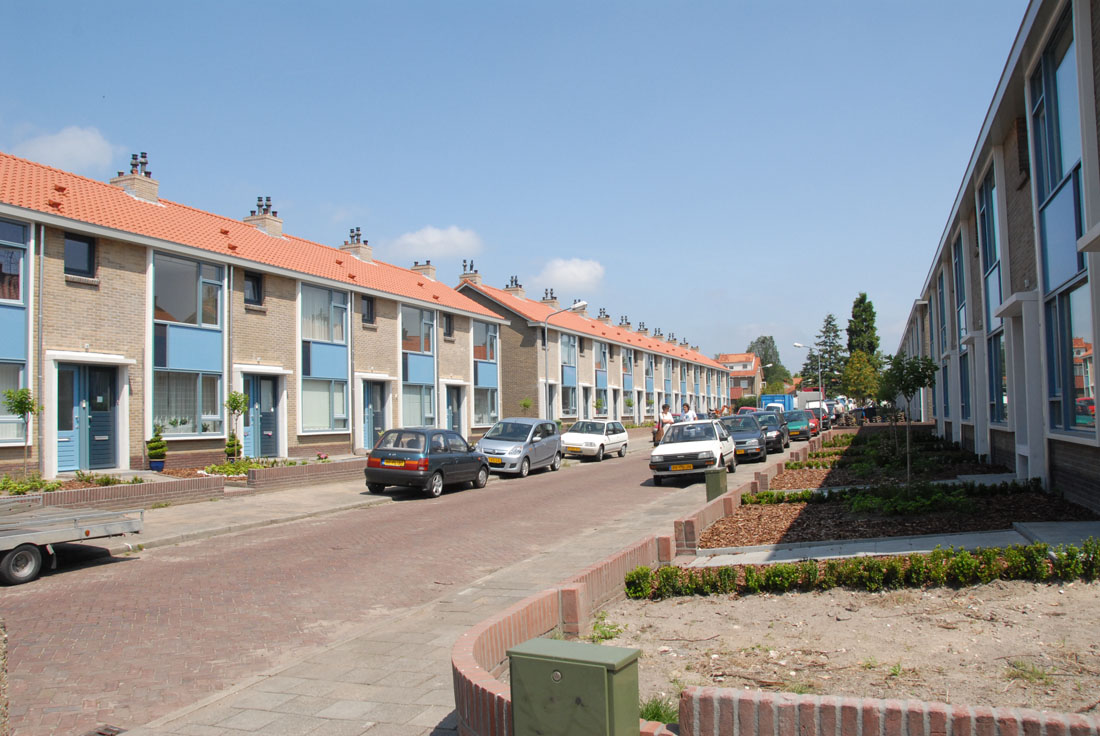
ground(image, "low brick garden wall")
xmin=17 ymin=476 xmax=225 ymax=511
xmin=246 ymin=458 xmax=369 ymax=492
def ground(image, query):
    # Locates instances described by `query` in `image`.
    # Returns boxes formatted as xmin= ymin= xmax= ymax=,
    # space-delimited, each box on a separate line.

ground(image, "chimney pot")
xmin=111 ymin=152 xmax=159 ymax=202
xmin=411 ymin=260 xmax=437 ymax=280
xmin=243 ymin=195 xmax=283 ymax=237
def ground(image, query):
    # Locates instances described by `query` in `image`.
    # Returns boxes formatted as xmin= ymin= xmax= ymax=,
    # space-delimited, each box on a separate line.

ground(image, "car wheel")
xmin=551 ymin=452 xmax=562 ymax=471
xmin=783 ymin=434 xmax=790 ymax=449
xmin=618 ymin=443 xmax=627 ymax=457
xmin=367 ymin=483 xmax=387 ymax=494
xmin=652 ymin=475 xmax=662 ymax=486
xmin=473 ymin=466 xmax=489 ymax=488
xmin=518 ymin=457 xmax=530 ymax=478
xmin=729 ymin=455 xmax=736 ymax=472
xmin=425 ymin=471 xmax=444 ymax=498
xmin=595 ymin=445 xmax=605 ymax=461
xmin=0 ymin=544 xmax=42 ymax=585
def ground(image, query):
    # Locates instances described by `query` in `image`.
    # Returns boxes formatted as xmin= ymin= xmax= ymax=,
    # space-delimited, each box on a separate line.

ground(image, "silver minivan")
xmin=475 ymin=418 xmax=562 ymax=477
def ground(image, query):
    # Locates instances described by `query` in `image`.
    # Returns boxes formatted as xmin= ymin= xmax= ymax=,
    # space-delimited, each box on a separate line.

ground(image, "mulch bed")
xmin=698 ymin=493 xmax=1098 ymax=549
xmin=157 ymin=468 xmax=206 ymax=479
xmin=770 ymin=462 xmax=1003 ymax=490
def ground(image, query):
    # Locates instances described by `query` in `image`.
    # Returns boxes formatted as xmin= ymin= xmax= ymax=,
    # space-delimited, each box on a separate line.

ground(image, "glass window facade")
xmin=302 ymin=285 xmax=347 ymax=343
xmin=989 ymin=333 xmax=1008 ymax=423
xmin=64 ymin=233 xmax=95 ymax=277
xmin=302 ymin=378 xmax=348 ymax=431
xmin=154 ymin=371 xmax=223 ymax=435
xmin=154 ymin=254 xmax=222 ymax=327
xmin=474 ymin=322 xmax=497 ymax=361
xmin=0 ymin=363 xmax=24 ymax=440
xmin=475 ymin=388 xmax=498 ymax=425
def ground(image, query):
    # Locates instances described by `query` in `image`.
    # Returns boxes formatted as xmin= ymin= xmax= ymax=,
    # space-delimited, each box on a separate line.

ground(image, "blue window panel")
xmin=694 ymin=383 xmax=700 ymax=395
xmin=1041 ymin=177 xmax=1083 ymax=292
xmin=0 ymin=305 xmax=26 ymax=361
xmin=596 ymin=370 xmax=607 ymax=389
xmin=475 ymin=360 xmax=498 ymax=388
xmin=664 ymin=379 xmax=671 ymax=394
xmin=623 ymin=375 xmax=633 ymax=391
xmin=403 ymin=352 xmax=435 ymax=385
xmin=645 ymin=377 xmax=654 ymax=392
xmin=166 ymin=324 xmax=222 ymax=372
xmin=680 ymin=381 xmax=687 ymax=395
xmin=309 ymin=342 xmax=348 ymax=380
xmin=562 ymin=365 xmax=577 ymax=387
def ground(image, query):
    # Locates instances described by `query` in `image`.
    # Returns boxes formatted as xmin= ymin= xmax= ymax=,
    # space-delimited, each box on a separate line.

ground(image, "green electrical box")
xmin=704 ymin=466 xmax=728 ymax=501
xmin=508 ymin=638 xmax=640 ymax=736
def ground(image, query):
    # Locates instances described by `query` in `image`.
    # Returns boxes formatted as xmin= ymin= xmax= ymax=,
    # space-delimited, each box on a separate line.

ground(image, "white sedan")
xmin=649 ymin=419 xmax=735 ymax=485
xmin=560 ymin=420 xmax=629 ymax=460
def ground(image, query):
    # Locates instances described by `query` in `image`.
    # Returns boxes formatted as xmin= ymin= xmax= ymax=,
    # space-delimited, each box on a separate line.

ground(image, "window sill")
xmin=64 ymin=274 xmax=99 ymax=287
xmin=244 ymin=303 xmax=267 ymax=313
xmin=163 ymin=434 xmax=226 ymax=442
xmin=361 ymin=322 xmax=378 ymax=331
xmin=443 ymin=336 xmax=456 ymax=343
xmin=299 ymin=429 xmax=351 ymax=436
xmin=1046 ymin=428 xmax=1099 ymax=447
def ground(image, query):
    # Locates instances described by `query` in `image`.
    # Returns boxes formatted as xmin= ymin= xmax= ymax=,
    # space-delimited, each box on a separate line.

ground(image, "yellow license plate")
xmin=670 ymin=463 xmax=693 ymax=471
xmin=791 ymin=431 xmax=801 ymax=436
xmin=488 ymin=457 xmax=503 ymax=465
xmin=736 ymin=449 xmax=746 ymax=454
xmin=566 ymin=446 xmax=582 ymax=452
xmin=382 ymin=459 xmax=404 ymax=467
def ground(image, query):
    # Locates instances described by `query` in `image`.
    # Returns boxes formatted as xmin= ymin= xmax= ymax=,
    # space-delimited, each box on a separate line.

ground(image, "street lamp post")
xmin=793 ymin=342 xmax=824 ymax=408
xmin=543 ymin=300 xmax=588 ymax=420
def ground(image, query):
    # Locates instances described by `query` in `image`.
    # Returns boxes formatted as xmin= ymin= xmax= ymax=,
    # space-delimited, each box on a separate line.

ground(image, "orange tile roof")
xmin=0 ymin=152 xmax=502 ymax=320
xmin=461 ymin=282 xmax=729 ymax=372
xmin=717 ymin=352 xmax=760 ymax=377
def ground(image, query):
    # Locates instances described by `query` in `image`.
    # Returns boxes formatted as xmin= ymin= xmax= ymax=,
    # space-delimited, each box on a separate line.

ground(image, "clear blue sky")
xmin=3 ymin=0 xmax=1029 ymax=373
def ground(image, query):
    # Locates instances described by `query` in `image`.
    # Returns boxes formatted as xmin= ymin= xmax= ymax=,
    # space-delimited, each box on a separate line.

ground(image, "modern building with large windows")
xmin=456 ymin=273 xmax=730 ymax=423
xmin=0 ymin=151 xmax=507 ymax=476
xmin=899 ymin=0 xmax=1100 ymax=513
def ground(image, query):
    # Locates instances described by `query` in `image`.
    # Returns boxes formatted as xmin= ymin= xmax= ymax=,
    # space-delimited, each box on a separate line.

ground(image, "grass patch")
xmin=1005 ymin=660 xmax=1052 ymax=684
xmin=639 ymin=694 xmax=678 ymax=722
xmin=589 ymin=611 xmax=624 ymax=642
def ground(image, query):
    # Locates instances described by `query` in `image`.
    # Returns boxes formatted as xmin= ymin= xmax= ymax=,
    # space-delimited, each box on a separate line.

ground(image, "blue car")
xmin=366 ymin=428 xmax=490 ymax=498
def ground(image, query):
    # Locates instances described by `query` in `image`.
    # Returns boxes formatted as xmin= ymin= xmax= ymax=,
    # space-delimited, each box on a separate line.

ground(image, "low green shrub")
xmin=762 ymin=563 xmax=800 ymax=593
xmin=204 ymin=458 xmax=266 ymax=476
xmin=625 ymin=566 xmax=654 ymax=599
xmin=655 ymin=566 xmax=684 ymax=599
xmin=0 ymin=473 xmax=62 ymax=495
xmin=742 ymin=489 xmax=818 ymax=505
xmin=741 ymin=565 xmax=763 ymax=594
xmin=640 ymin=694 xmax=678 ymax=722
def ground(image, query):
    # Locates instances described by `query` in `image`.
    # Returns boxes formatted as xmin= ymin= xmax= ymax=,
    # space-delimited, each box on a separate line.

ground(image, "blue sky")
xmin=3 ymin=1 xmax=1028 ymax=372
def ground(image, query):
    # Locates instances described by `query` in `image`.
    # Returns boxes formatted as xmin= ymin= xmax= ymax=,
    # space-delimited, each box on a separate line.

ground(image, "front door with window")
xmin=57 ymin=364 xmax=117 ymax=472
xmin=243 ymin=375 xmax=279 ymax=458
xmin=446 ymin=386 xmax=462 ymax=433
xmin=363 ymin=381 xmax=386 ymax=449
xmin=583 ymin=387 xmax=591 ymax=419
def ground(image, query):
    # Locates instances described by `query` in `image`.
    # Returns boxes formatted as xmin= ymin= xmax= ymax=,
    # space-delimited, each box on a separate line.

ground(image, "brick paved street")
xmin=0 ymin=451 xmax=729 ymax=736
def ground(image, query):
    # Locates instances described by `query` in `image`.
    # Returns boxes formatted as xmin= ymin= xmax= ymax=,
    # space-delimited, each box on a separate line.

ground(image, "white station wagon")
xmin=560 ymin=420 xmax=629 ymax=460
xmin=649 ymin=419 xmax=736 ymax=485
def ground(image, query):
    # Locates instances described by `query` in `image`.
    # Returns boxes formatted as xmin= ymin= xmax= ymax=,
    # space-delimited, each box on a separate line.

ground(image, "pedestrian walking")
xmin=682 ymin=403 xmax=697 ymax=422
xmin=654 ymin=403 xmax=674 ymax=445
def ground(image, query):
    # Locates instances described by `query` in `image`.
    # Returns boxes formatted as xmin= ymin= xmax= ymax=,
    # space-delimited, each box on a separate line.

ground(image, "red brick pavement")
xmin=0 ymin=452 xmax=682 ymax=736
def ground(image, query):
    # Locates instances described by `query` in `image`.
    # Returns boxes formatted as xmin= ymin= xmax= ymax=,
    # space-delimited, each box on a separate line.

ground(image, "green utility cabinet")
xmin=704 ymin=466 xmax=728 ymax=501
xmin=508 ymin=638 xmax=640 ymax=736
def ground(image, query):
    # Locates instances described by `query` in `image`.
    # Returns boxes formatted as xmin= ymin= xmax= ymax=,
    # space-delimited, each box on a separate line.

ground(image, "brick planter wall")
xmin=246 ymin=458 xmax=369 ymax=492
xmin=24 ymin=476 xmax=224 ymax=510
xmin=675 ymin=687 xmax=1099 ymax=736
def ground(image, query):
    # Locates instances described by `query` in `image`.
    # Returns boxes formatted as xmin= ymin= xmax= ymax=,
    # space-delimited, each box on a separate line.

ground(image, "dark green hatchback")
xmin=785 ymin=410 xmax=813 ymax=441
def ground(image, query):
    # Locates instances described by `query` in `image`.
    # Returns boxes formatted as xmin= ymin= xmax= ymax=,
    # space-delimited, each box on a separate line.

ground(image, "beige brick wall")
xmin=966 ymin=215 xmax=984 ymax=333
xmin=438 ymin=314 xmax=471 ymax=381
xmin=457 ymin=290 xmax=540 ymax=419
xmin=41 ymin=228 xmax=147 ymax=465
xmin=1003 ymin=122 xmax=1036 ymax=295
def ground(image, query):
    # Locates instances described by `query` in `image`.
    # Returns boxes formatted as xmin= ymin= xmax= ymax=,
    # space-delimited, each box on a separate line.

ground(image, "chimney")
xmin=340 ymin=226 xmax=372 ymax=262
xmin=411 ymin=259 xmax=436 ymax=280
xmin=503 ymin=275 xmax=525 ymax=299
xmin=619 ymin=315 xmax=632 ymax=331
xmin=691 ymin=345 xmax=699 ymax=352
xmin=243 ymin=196 xmax=283 ymax=237
xmin=636 ymin=321 xmax=648 ymax=337
xmin=459 ymin=259 xmax=482 ymax=286
xmin=680 ymin=338 xmax=689 ymax=347
xmin=540 ymin=288 xmax=559 ymax=309
xmin=110 ymin=152 xmax=159 ymax=202
xmin=596 ymin=307 xmax=612 ymax=325
xmin=667 ymin=332 xmax=677 ymax=344
xmin=571 ymin=298 xmax=588 ymax=318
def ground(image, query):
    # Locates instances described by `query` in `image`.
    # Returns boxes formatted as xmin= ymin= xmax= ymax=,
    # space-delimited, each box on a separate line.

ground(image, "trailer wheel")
xmin=0 ymin=544 xmax=43 ymax=585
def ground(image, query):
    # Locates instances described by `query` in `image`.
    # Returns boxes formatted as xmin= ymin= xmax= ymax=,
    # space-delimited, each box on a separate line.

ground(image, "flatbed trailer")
xmin=0 ymin=497 xmax=144 ymax=584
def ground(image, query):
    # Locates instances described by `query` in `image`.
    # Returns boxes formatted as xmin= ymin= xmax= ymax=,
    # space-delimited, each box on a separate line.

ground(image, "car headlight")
xmin=696 ymin=451 xmax=715 ymax=460
xmin=583 ymin=441 xmax=596 ymax=448
xmin=506 ymin=446 xmax=523 ymax=457
xmin=743 ymin=439 xmax=758 ymax=447
xmin=652 ymin=455 xmax=665 ymax=463
xmin=767 ymin=430 xmax=779 ymax=437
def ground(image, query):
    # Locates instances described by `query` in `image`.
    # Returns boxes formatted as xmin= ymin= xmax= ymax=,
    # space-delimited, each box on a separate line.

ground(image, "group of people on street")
xmin=653 ymin=402 xmax=701 ymax=444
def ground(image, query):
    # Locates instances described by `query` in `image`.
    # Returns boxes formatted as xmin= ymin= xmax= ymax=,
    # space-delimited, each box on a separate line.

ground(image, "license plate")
xmin=791 ymin=431 xmax=801 ymax=436
xmin=670 ymin=463 xmax=693 ymax=471
xmin=382 ymin=459 xmax=404 ymax=467
xmin=566 ymin=446 xmax=582 ymax=453
xmin=736 ymin=449 xmax=746 ymax=454
xmin=488 ymin=457 xmax=503 ymax=465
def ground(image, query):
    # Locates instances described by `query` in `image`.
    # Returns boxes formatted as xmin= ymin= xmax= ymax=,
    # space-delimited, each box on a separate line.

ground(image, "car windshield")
xmin=663 ymin=423 xmax=717 ymax=443
xmin=787 ymin=411 xmax=808 ymax=422
xmin=568 ymin=421 xmax=604 ymax=434
xmin=484 ymin=421 xmax=532 ymax=442
xmin=809 ymin=408 xmax=823 ymax=417
xmin=377 ymin=430 xmax=425 ymax=451
xmin=755 ymin=413 xmax=780 ymax=428
xmin=721 ymin=417 xmax=758 ymax=431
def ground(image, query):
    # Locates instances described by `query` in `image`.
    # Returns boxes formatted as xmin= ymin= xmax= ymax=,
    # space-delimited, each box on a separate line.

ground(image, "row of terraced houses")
xmin=0 ymin=151 xmax=733 ymax=477
xmin=901 ymin=0 xmax=1100 ymax=513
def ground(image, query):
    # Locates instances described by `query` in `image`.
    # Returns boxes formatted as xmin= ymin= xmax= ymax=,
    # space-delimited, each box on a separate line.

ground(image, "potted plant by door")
xmin=146 ymin=426 xmax=167 ymax=471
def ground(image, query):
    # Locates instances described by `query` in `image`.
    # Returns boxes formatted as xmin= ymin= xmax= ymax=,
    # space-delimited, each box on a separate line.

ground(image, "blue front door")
xmin=363 ymin=381 xmax=385 ymax=449
xmin=243 ymin=375 xmax=278 ymax=458
xmin=57 ymin=364 xmax=116 ymax=472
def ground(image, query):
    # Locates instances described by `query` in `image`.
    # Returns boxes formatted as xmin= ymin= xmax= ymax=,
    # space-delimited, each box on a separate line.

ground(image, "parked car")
xmin=649 ymin=419 xmax=736 ymax=485
xmin=751 ymin=411 xmax=790 ymax=451
xmin=561 ymin=420 xmax=629 ymax=460
xmin=719 ymin=414 xmax=768 ymax=462
xmin=736 ymin=406 xmax=758 ymax=415
xmin=785 ymin=410 xmax=814 ymax=441
xmin=475 ymin=418 xmax=562 ymax=477
xmin=365 ymin=428 xmax=489 ymax=498
xmin=807 ymin=412 xmax=820 ymax=436
xmin=808 ymin=405 xmax=831 ymax=430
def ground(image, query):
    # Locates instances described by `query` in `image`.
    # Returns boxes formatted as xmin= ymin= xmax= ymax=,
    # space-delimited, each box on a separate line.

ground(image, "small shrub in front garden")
xmin=625 ymin=566 xmax=654 ymax=599
xmin=0 ymin=473 xmax=62 ymax=495
xmin=655 ymin=565 xmax=684 ymax=599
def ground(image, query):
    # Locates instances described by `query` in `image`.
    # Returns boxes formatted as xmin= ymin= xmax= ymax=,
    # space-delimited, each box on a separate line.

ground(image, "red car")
xmin=737 ymin=406 xmax=757 ymax=415
xmin=807 ymin=413 xmax=820 ymax=435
